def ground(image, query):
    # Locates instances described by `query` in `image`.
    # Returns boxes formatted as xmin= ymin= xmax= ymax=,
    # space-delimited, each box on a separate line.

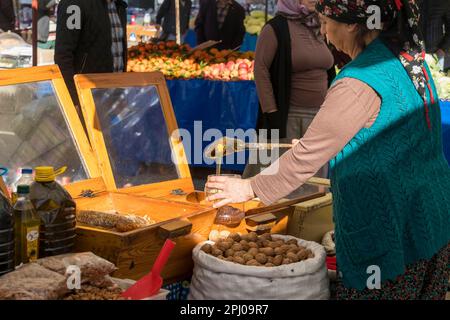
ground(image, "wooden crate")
xmin=66 ymin=178 xmax=293 ymax=282
xmin=66 ymin=178 xmax=213 ymax=282
xmin=287 ymin=178 xmax=334 ymax=243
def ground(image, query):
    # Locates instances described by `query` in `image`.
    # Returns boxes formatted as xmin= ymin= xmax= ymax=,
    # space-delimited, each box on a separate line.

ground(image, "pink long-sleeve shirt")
xmin=250 ymin=77 xmax=382 ymax=205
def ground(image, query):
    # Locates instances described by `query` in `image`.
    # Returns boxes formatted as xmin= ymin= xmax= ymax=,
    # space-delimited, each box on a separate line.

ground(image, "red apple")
xmin=212 ymin=68 xmax=220 ymax=77
xmin=238 ymin=62 xmax=248 ymax=70
xmin=238 ymin=68 xmax=248 ymax=76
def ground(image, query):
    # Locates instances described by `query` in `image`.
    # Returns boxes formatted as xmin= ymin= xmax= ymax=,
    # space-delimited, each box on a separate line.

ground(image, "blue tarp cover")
xmin=168 ymin=79 xmax=260 ymax=171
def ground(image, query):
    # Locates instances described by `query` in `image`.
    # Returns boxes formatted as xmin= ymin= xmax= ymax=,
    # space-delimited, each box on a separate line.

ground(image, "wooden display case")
xmin=72 ymin=71 xmax=329 ymax=282
xmin=70 ymin=71 xmax=328 ymax=283
xmin=0 ymin=65 xmax=101 ymax=185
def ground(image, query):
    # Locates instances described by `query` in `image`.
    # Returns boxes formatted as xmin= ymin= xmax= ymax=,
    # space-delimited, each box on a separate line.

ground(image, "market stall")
xmin=0 ymin=0 xmax=446 ymax=303
xmin=0 ymin=65 xmax=331 ymax=298
xmin=71 ymin=69 xmax=331 ymax=281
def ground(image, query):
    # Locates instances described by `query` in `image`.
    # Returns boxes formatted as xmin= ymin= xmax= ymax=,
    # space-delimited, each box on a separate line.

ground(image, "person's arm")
xmin=195 ymin=0 xmax=207 ymax=44
xmin=54 ymin=0 xmax=83 ymax=105
xmin=156 ymin=0 xmax=170 ymax=25
xmin=254 ymin=24 xmax=278 ymax=113
xmin=251 ymin=78 xmax=381 ymax=205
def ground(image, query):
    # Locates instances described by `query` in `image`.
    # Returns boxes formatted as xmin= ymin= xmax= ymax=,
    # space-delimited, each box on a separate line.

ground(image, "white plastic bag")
xmin=189 ymin=235 xmax=330 ymax=300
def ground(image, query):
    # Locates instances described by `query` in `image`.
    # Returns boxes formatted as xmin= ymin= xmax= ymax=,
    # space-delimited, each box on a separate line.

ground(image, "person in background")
xmin=251 ymin=0 xmax=332 ymax=179
xmin=255 ymin=0 xmax=334 ymax=142
xmin=156 ymin=0 xmax=192 ymax=42
xmin=195 ymin=0 xmax=246 ymax=50
xmin=55 ymin=0 xmax=128 ymax=112
xmin=0 ymin=0 xmax=15 ymax=32
xmin=207 ymin=0 xmax=450 ymax=300
xmin=421 ymin=0 xmax=449 ymax=71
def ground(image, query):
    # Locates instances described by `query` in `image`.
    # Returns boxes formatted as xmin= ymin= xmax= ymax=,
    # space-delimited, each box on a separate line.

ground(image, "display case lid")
xmin=0 ymin=65 xmax=101 ymax=186
xmin=74 ymin=71 xmax=192 ymax=193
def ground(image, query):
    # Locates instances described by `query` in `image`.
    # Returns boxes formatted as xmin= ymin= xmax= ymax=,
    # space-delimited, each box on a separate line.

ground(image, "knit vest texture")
xmin=330 ymin=38 xmax=450 ymax=290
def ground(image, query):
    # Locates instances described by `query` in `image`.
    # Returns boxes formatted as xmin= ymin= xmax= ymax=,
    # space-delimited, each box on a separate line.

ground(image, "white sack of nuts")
xmin=189 ymin=233 xmax=329 ymax=300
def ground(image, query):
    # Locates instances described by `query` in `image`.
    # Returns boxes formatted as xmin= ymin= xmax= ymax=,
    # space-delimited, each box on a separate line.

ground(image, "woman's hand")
xmin=205 ymin=176 xmax=255 ymax=208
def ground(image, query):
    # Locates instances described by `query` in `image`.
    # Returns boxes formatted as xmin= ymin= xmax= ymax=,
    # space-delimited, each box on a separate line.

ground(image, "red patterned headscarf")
xmin=316 ymin=0 xmax=436 ymax=129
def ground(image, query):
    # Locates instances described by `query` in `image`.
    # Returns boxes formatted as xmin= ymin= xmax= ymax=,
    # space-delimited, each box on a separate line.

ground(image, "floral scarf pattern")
xmin=316 ymin=0 xmax=435 ymax=129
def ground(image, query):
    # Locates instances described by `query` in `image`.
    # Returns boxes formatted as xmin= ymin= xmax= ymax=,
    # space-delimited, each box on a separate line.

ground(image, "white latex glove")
xmin=206 ymin=176 xmax=255 ymax=208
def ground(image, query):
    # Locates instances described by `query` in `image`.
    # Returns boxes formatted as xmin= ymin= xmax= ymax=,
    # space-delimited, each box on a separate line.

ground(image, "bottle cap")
xmin=21 ymin=168 xmax=32 ymax=174
xmin=17 ymin=185 xmax=30 ymax=194
xmin=35 ymin=166 xmax=55 ymax=182
xmin=34 ymin=166 xmax=67 ymax=182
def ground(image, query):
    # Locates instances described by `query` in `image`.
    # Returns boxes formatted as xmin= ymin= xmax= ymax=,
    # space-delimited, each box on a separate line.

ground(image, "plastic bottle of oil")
xmin=29 ymin=167 xmax=76 ymax=258
xmin=14 ymin=185 xmax=40 ymax=265
xmin=0 ymin=186 xmax=14 ymax=276
xmin=11 ymin=168 xmax=33 ymax=205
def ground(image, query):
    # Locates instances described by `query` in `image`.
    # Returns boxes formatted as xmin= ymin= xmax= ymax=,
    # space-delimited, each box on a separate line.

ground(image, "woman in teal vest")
xmin=206 ymin=0 xmax=450 ymax=299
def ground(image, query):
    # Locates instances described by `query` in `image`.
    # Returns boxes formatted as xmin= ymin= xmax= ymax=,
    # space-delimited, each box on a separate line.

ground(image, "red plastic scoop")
xmin=121 ymin=239 xmax=176 ymax=300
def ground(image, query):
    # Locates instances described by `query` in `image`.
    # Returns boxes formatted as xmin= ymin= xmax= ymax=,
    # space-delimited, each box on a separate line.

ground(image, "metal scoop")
xmin=204 ymin=137 xmax=293 ymax=159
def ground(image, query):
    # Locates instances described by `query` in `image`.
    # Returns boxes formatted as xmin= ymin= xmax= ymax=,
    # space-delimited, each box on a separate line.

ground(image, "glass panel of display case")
xmin=91 ymin=85 xmax=179 ymax=188
xmin=0 ymin=80 xmax=88 ymax=186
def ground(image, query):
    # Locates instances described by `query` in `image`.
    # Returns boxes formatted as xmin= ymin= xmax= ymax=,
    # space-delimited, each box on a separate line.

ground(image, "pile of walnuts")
xmin=201 ymin=232 xmax=314 ymax=267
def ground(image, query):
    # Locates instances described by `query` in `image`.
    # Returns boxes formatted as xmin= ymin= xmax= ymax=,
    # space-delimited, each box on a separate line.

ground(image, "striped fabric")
xmin=107 ymin=0 xmax=124 ymax=73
